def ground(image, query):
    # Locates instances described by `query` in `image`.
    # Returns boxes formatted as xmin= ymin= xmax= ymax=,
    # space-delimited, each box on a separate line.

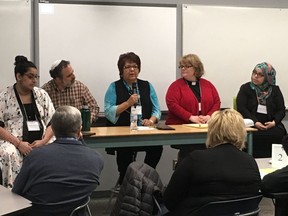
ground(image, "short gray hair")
xmin=51 ymin=106 xmax=82 ymax=138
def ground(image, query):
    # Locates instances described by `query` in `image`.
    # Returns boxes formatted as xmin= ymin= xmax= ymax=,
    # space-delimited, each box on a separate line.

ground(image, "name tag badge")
xmin=131 ymin=106 xmax=137 ymax=115
xmin=198 ymin=102 xmax=201 ymax=112
xmin=136 ymin=105 xmax=142 ymax=115
xmin=257 ymin=104 xmax=267 ymax=114
xmin=27 ymin=121 xmax=40 ymax=131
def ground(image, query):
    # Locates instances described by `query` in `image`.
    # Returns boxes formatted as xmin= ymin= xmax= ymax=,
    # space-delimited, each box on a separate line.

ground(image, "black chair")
xmin=69 ymin=196 xmax=92 ymax=216
xmin=191 ymin=195 xmax=263 ymax=216
xmin=264 ymin=192 xmax=288 ymax=216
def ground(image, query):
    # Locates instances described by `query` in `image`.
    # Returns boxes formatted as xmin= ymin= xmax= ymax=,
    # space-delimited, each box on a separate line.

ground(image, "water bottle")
xmin=81 ymin=105 xmax=91 ymax=132
xmin=130 ymin=112 xmax=138 ymax=130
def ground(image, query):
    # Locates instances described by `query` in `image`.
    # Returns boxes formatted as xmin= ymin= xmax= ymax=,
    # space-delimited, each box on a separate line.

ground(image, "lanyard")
xmin=123 ymin=80 xmax=142 ymax=106
xmin=13 ymin=84 xmax=35 ymax=122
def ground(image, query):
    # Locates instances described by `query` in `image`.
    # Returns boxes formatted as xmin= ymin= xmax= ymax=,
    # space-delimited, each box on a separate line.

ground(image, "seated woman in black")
xmin=163 ymin=109 xmax=261 ymax=216
xmin=236 ymin=62 xmax=286 ymax=158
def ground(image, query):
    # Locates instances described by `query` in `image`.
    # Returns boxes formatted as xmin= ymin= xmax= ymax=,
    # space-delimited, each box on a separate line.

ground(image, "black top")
xmin=23 ymin=103 xmax=42 ymax=143
xmin=163 ymin=144 xmax=261 ymax=216
xmin=262 ymin=165 xmax=288 ymax=194
xmin=236 ymin=82 xmax=285 ymax=125
xmin=185 ymin=79 xmax=201 ymax=102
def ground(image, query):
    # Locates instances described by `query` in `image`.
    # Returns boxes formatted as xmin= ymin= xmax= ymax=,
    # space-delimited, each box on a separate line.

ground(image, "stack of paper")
xmin=182 ymin=124 xmax=208 ymax=128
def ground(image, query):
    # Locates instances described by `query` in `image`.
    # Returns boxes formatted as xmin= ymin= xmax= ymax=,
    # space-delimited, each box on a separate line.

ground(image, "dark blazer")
xmin=163 ymin=144 xmax=261 ymax=216
xmin=236 ymin=82 xmax=285 ymax=127
xmin=262 ymin=166 xmax=288 ymax=194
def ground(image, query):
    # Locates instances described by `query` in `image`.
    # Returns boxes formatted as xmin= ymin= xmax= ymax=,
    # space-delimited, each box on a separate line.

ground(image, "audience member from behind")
xmin=42 ymin=60 xmax=100 ymax=123
xmin=165 ymin=53 xmax=220 ymax=162
xmin=104 ymin=52 xmax=162 ymax=185
xmin=262 ymin=134 xmax=288 ymax=194
xmin=12 ymin=106 xmax=104 ymax=216
xmin=0 ymin=55 xmax=55 ymax=188
xmin=163 ymin=109 xmax=261 ymax=216
xmin=236 ymin=62 xmax=286 ymax=158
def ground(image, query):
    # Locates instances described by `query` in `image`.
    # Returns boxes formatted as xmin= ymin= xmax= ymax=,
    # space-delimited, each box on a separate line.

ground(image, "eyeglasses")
xmin=23 ymin=73 xmax=40 ymax=80
xmin=178 ymin=65 xmax=193 ymax=70
xmin=123 ymin=65 xmax=139 ymax=70
xmin=252 ymin=71 xmax=264 ymax=77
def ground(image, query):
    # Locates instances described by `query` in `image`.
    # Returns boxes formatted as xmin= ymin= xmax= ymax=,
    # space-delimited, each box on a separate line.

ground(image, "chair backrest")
xmin=69 ymin=196 xmax=92 ymax=216
xmin=111 ymin=162 xmax=164 ymax=216
xmin=191 ymin=195 xmax=263 ymax=216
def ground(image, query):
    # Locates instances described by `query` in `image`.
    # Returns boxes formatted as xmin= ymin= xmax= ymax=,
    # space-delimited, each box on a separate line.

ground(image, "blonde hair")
xmin=179 ymin=54 xmax=204 ymax=78
xmin=206 ymin=109 xmax=246 ymax=150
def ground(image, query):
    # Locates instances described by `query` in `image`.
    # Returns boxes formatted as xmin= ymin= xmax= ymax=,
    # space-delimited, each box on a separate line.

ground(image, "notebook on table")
xmin=156 ymin=124 xmax=175 ymax=130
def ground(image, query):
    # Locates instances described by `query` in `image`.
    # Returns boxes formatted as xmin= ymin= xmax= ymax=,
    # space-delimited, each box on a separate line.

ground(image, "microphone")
xmin=132 ymin=82 xmax=137 ymax=94
xmin=132 ymin=82 xmax=137 ymax=107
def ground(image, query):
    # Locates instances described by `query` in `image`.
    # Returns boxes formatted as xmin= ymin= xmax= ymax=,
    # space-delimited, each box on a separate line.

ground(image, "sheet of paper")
xmin=182 ymin=124 xmax=208 ymax=128
xmin=136 ymin=126 xmax=155 ymax=131
xmin=259 ymin=168 xmax=277 ymax=179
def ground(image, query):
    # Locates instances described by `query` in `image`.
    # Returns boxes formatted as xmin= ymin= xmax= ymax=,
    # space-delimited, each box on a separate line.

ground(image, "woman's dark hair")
xmin=14 ymin=55 xmax=37 ymax=77
xmin=49 ymin=60 xmax=70 ymax=79
xmin=117 ymin=52 xmax=141 ymax=78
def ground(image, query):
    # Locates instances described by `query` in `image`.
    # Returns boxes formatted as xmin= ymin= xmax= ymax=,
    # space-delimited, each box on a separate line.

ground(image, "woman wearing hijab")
xmin=236 ymin=62 xmax=286 ymax=158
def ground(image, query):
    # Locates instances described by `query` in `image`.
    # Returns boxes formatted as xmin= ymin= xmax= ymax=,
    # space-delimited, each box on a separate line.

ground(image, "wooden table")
xmin=85 ymin=125 xmax=256 ymax=155
xmin=0 ymin=185 xmax=31 ymax=216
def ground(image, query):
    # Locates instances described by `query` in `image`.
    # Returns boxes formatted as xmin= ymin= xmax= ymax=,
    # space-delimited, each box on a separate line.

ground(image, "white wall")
xmin=38 ymin=3 xmax=177 ymax=111
xmin=2 ymin=0 xmax=288 ymax=193
xmin=0 ymin=0 xmax=32 ymax=91
xmin=183 ymin=5 xmax=288 ymax=108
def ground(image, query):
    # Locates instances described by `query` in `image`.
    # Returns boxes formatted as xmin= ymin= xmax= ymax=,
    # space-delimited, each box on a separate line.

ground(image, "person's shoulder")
xmin=41 ymin=79 xmax=54 ymax=89
xmin=264 ymin=166 xmax=288 ymax=181
xmin=169 ymin=78 xmax=184 ymax=86
xmin=74 ymin=80 xmax=92 ymax=91
xmin=262 ymin=166 xmax=288 ymax=193
xmin=272 ymin=85 xmax=281 ymax=91
xmin=0 ymin=86 xmax=13 ymax=95
xmin=26 ymin=144 xmax=52 ymax=158
xmin=237 ymin=82 xmax=251 ymax=91
xmin=33 ymin=86 xmax=50 ymax=96
xmin=240 ymin=82 xmax=250 ymax=87
xmin=83 ymin=147 xmax=104 ymax=162
xmin=188 ymin=148 xmax=209 ymax=158
xmin=138 ymin=79 xmax=151 ymax=86
xmin=74 ymin=79 xmax=87 ymax=87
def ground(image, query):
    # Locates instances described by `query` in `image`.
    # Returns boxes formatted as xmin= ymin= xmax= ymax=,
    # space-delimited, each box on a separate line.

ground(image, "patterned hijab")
xmin=250 ymin=62 xmax=276 ymax=105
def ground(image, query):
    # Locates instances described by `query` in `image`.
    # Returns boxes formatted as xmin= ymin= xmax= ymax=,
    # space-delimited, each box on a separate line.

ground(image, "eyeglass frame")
xmin=252 ymin=71 xmax=264 ymax=77
xmin=178 ymin=65 xmax=193 ymax=70
xmin=123 ymin=65 xmax=139 ymax=70
xmin=23 ymin=73 xmax=40 ymax=80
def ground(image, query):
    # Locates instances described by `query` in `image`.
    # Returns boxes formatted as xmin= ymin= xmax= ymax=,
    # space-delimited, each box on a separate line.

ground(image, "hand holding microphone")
xmin=127 ymin=82 xmax=138 ymax=107
xmin=132 ymin=82 xmax=137 ymax=94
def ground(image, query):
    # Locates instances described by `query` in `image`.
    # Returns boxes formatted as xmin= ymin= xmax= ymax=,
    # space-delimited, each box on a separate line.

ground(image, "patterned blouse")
xmin=0 ymin=86 xmax=55 ymax=142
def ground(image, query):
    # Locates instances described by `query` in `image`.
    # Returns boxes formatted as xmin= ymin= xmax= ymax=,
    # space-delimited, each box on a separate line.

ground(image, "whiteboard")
xmin=38 ymin=3 xmax=177 ymax=111
xmin=183 ymin=5 xmax=288 ymax=108
xmin=0 ymin=0 xmax=31 ymax=91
